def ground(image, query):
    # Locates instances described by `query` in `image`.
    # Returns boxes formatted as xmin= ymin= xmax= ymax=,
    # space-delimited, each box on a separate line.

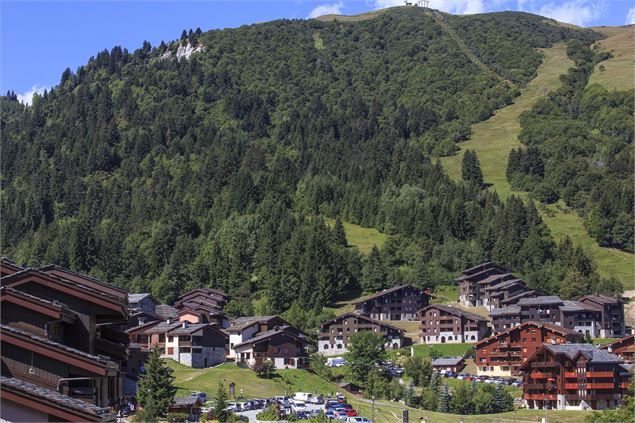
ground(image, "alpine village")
xmin=0 ymin=2 xmax=633 ymax=423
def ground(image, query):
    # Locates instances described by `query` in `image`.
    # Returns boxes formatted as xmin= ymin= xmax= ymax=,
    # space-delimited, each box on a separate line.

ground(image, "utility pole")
xmin=372 ymin=396 xmax=375 ymax=423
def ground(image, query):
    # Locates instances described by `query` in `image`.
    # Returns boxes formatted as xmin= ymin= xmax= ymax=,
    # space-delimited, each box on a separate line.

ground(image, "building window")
xmin=168 ymin=336 xmax=174 ymax=342
xmin=167 ymin=347 xmax=174 ymax=354
xmin=323 ymin=344 xmax=329 ymax=350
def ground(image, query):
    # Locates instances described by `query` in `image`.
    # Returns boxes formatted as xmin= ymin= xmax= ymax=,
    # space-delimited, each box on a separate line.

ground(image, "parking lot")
xmin=236 ymin=402 xmax=325 ymax=421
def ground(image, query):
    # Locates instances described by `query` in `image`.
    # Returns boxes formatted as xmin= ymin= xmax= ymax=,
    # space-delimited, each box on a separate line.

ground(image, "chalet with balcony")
xmin=128 ymin=293 xmax=159 ymax=314
xmin=457 ymin=262 xmax=508 ymax=307
xmin=1 ymin=376 xmax=116 ymax=422
xmin=226 ymin=315 xmax=291 ymax=358
xmin=317 ymin=312 xmax=405 ymax=355
xmin=432 ymin=357 xmax=465 ymax=373
xmin=599 ymin=335 xmax=634 ymax=363
xmin=520 ymin=344 xmax=631 ymax=410
xmin=475 ymin=321 xmax=583 ymax=377
xmin=579 ymin=295 xmax=625 ymax=338
xmin=491 ymin=296 xmax=606 ymax=338
xmin=0 ymin=268 xmax=129 ymax=408
xmin=144 ymin=320 xmax=227 ymax=368
xmin=352 ymin=284 xmax=432 ymax=321
xmin=234 ymin=325 xmax=310 ymax=370
xmin=174 ymin=288 xmax=230 ymax=311
xmin=418 ymin=304 xmax=489 ymax=344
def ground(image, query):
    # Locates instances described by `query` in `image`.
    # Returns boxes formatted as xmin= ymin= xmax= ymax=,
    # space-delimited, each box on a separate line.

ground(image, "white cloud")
xmin=373 ymin=0 xmax=485 ymax=15
xmin=518 ymin=0 xmax=605 ymax=26
xmin=308 ymin=2 xmax=344 ymax=18
xmin=16 ymin=85 xmax=48 ymax=106
xmin=627 ymin=5 xmax=635 ymax=24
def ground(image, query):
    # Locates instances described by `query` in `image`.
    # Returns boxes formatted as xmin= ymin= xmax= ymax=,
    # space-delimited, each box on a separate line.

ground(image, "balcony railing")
xmin=565 ymin=372 xmax=577 ymax=378
xmin=524 ymin=394 xmax=556 ymax=401
xmin=586 ymin=371 xmax=614 ymax=378
xmin=529 ymin=371 xmax=555 ymax=379
xmin=564 ymin=383 xmax=578 ymax=390
xmin=586 ymin=383 xmax=617 ymax=389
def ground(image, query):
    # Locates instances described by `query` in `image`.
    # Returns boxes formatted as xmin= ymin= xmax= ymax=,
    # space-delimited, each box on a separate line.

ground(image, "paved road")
xmin=236 ymin=402 xmax=325 ymax=421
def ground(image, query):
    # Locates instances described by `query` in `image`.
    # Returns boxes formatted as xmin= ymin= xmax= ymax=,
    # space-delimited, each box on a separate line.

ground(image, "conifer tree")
xmin=428 ymin=372 xmax=439 ymax=393
xmin=332 ymin=217 xmax=348 ymax=247
xmin=438 ymin=383 xmax=450 ymax=413
xmin=362 ymin=245 xmax=387 ymax=291
xmin=461 ymin=149 xmax=484 ymax=188
xmin=214 ymin=382 xmax=229 ymax=421
xmin=137 ymin=346 xmax=176 ymax=418
xmin=493 ymin=384 xmax=514 ymax=412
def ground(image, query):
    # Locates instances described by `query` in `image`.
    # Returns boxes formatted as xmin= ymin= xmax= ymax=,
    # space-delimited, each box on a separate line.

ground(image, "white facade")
xmin=318 ymin=336 xmax=402 ymax=356
xmin=423 ymin=329 xmax=481 ymax=344
xmin=228 ymin=324 xmax=259 ymax=358
xmin=161 ymin=332 xmax=225 ymax=368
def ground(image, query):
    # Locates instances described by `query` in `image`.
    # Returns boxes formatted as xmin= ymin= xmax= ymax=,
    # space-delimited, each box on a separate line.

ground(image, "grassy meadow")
xmin=588 ymin=25 xmax=634 ymax=91
xmin=439 ymin=43 xmax=634 ymax=288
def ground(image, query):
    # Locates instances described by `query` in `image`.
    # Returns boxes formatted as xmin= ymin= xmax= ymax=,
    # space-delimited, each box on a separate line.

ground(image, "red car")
xmin=344 ymin=409 xmax=358 ymax=417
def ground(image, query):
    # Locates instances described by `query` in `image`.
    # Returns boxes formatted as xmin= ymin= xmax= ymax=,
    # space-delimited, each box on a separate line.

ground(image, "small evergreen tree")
xmin=438 ymin=383 xmax=450 ymax=413
xmin=214 ymin=382 xmax=229 ymax=421
xmin=461 ymin=149 xmax=484 ymax=188
xmin=256 ymin=360 xmax=277 ymax=378
xmin=493 ymin=384 xmax=514 ymax=412
xmin=332 ymin=217 xmax=348 ymax=247
xmin=450 ymin=381 xmax=475 ymax=414
xmin=404 ymin=382 xmax=415 ymax=407
xmin=137 ymin=346 xmax=176 ymax=418
xmin=428 ymin=372 xmax=439 ymax=392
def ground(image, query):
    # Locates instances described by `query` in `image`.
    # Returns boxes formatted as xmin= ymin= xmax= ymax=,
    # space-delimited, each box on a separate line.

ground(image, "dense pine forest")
xmin=1 ymin=8 xmax=617 ymax=325
xmin=507 ymin=41 xmax=634 ymax=253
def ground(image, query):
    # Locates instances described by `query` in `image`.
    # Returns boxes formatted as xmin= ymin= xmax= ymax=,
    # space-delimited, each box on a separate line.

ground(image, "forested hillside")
xmin=1 ymin=8 xmax=610 ymax=323
xmin=507 ymin=41 xmax=634 ymax=252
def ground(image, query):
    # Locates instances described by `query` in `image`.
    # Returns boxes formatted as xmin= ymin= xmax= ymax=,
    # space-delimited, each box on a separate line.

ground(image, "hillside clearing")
xmin=588 ymin=25 xmax=634 ymax=90
xmin=325 ymin=218 xmax=388 ymax=254
xmin=439 ymin=43 xmax=634 ymax=289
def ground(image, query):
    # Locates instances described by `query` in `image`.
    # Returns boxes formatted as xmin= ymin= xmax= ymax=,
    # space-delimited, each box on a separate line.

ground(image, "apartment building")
xmin=352 ymin=284 xmax=432 ymax=321
xmin=419 ymin=304 xmax=489 ymax=344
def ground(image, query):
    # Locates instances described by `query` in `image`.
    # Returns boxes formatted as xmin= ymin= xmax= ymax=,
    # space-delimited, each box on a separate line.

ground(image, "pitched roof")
xmin=226 ymin=315 xmax=285 ymax=332
xmin=0 ymin=286 xmax=76 ymax=320
xmin=233 ymin=325 xmax=309 ymax=349
xmin=155 ymin=304 xmax=179 ymax=320
xmin=458 ymin=265 xmax=507 ymax=283
xmin=559 ymin=300 xmax=601 ymax=312
xmin=420 ymin=304 xmax=487 ymax=322
xmin=171 ymin=396 xmax=202 ymax=407
xmin=319 ymin=312 xmax=405 ymax=333
xmin=39 ymin=264 xmax=127 ymax=299
xmin=125 ymin=320 xmax=162 ymax=334
xmin=544 ymin=343 xmax=625 ymax=363
xmin=580 ymin=294 xmax=622 ymax=305
xmin=1 ymin=324 xmax=116 ymax=368
xmin=167 ymin=323 xmax=213 ymax=336
xmin=489 ymin=305 xmax=521 ymax=316
xmin=500 ymin=290 xmax=536 ymax=305
xmin=1 ymin=376 xmax=115 ymax=422
xmin=351 ymin=284 xmax=431 ymax=305
xmin=477 ymin=273 xmax=512 ymax=286
xmin=1 ymin=269 xmax=126 ymax=314
xmin=517 ymin=295 xmax=563 ymax=306
xmin=128 ymin=293 xmax=158 ymax=304
xmin=598 ymin=335 xmax=634 ymax=351
xmin=144 ymin=321 xmax=183 ymax=334
xmin=476 ymin=321 xmax=582 ymax=347
xmin=432 ymin=357 xmax=465 ymax=366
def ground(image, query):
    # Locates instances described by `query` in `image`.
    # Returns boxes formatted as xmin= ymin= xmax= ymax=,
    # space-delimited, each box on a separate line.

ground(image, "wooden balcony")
xmin=524 ymin=383 xmax=546 ymax=390
xmin=564 ymin=371 xmax=577 ymax=378
xmin=530 ymin=362 xmax=556 ymax=369
xmin=621 ymin=382 xmax=631 ymax=389
xmin=524 ymin=393 xmax=556 ymax=401
xmin=529 ymin=371 xmax=555 ymax=379
xmin=564 ymin=383 xmax=578 ymax=390
xmin=586 ymin=371 xmax=614 ymax=378
xmin=586 ymin=383 xmax=616 ymax=389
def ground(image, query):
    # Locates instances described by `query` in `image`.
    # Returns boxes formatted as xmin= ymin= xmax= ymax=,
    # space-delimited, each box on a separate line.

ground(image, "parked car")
xmin=325 ymin=410 xmax=337 ymax=419
xmin=334 ymin=409 xmax=350 ymax=420
xmin=325 ymin=400 xmax=340 ymax=410
xmin=190 ymin=391 xmax=207 ymax=403
xmin=292 ymin=401 xmax=307 ymax=413
xmin=226 ymin=402 xmax=242 ymax=412
xmin=346 ymin=418 xmax=373 ymax=423
xmin=310 ymin=395 xmax=324 ymax=404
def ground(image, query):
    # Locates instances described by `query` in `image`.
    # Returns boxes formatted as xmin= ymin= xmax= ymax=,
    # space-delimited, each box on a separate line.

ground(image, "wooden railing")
xmin=586 ymin=371 xmax=614 ymax=378
xmin=524 ymin=393 xmax=556 ymax=401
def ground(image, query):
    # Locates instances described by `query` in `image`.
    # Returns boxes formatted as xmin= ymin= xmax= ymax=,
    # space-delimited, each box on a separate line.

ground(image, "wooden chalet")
xmin=233 ymin=325 xmax=309 ymax=369
xmin=520 ymin=344 xmax=631 ymax=410
xmin=226 ymin=315 xmax=291 ymax=358
xmin=352 ymin=284 xmax=432 ymax=321
xmin=127 ymin=293 xmax=159 ymax=314
xmin=432 ymin=357 xmax=465 ymax=373
xmin=457 ymin=262 xmax=508 ymax=307
xmin=418 ymin=304 xmax=489 ymax=344
xmin=0 ymin=266 xmax=130 ymax=410
xmin=174 ymin=288 xmax=230 ymax=311
xmin=317 ymin=312 xmax=406 ymax=355
xmin=599 ymin=335 xmax=634 ymax=363
xmin=1 ymin=376 xmax=116 ymax=422
xmin=475 ymin=321 xmax=583 ymax=377
xmin=579 ymin=295 xmax=626 ymax=338
xmin=1 ymin=257 xmax=24 ymax=277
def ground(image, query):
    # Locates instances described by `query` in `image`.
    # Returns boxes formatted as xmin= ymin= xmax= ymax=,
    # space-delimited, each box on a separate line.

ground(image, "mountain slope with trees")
xmin=1 ymin=8 xmax=610 ymax=321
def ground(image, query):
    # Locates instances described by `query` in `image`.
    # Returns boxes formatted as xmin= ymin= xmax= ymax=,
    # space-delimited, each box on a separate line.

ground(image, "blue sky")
xmin=2 ymin=0 xmax=634 ymax=103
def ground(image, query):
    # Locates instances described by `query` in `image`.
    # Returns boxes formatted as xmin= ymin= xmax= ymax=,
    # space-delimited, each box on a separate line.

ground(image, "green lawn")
xmin=325 ymin=218 xmax=388 ymax=255
xmin=439 ymin=43 xmax=634 ymax=288
xmin=411 ymin=343 xmax=475 ymax=359
xmin=431 ymin=285 xmax=459 ymax=304
xmin=591 ymin=338 xmax=616 ymax=346
xmin=168 ymin=361 xmax=341 ymax=399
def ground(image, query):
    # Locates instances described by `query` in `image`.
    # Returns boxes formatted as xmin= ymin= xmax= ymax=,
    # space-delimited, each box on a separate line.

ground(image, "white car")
xmin=346 ymin=417 xmax=372 ymax=423
xmin=292 ymin=401 xmax=307 ymax=413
